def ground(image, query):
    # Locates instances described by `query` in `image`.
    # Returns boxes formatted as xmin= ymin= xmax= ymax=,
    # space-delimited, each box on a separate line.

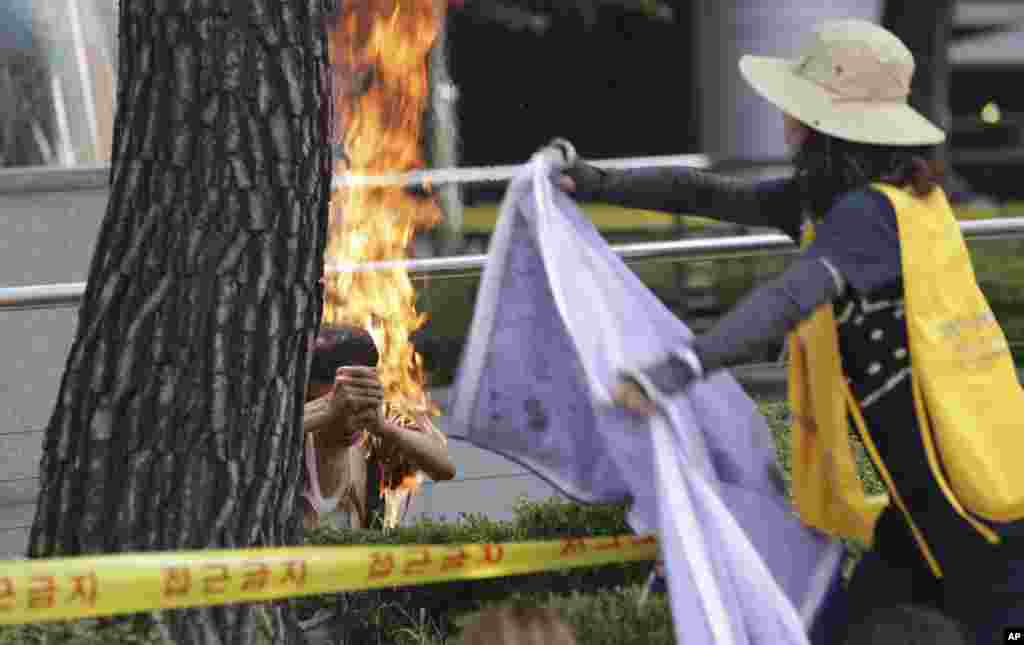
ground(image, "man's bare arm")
xmin=371 ymin=417 xmax=455 ymax=482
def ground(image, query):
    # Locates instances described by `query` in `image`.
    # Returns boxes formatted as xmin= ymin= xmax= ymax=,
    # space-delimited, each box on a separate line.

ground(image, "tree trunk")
xmin=29 ymin=1 xmax=332 ymax=643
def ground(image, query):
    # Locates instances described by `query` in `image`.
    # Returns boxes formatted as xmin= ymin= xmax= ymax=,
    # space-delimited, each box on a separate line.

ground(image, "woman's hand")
xmin=535 ymin=138 xmax=603 ymax=197
xmin=611 ymin=378 xmax=658 ymax=417
xmin=536 ymin=137 xmax=576 ymax=171
xmin=611 ymin=349 xmax=703 ymax=417
xmin=557 ymin=155 xmax=604 ymax=200
xmin=612 ymin=348 xmax=703 ymax=417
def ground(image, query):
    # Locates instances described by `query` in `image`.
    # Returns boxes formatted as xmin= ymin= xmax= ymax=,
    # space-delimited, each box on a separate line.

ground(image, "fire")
xmin=324 ymin=0 xmax=444 ymax=425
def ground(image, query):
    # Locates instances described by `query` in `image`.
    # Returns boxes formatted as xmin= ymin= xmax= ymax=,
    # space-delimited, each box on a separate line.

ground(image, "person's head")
xmin=460 ymin=606 xmax=577 ymax=645
xmin=842 ymin=605 xmax=969 ymax=645
xmin=307 ymin=324 xmax=379 ymax=400
xmin=740 ymin=19 xmax=946 ymax=216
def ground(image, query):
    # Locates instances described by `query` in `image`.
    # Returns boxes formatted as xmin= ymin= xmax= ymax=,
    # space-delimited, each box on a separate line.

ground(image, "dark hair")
xmin=842 ymin=605 xmax=969 ymax=645
xmin=309 ymin=324 xmax=379 ymax=384
xmin=793 ymin=129 xmax=944 ymax=217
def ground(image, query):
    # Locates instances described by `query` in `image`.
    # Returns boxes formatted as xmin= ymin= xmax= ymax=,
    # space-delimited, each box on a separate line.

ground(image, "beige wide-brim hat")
xmin=739 ymin=19 xmax=946 ymax=146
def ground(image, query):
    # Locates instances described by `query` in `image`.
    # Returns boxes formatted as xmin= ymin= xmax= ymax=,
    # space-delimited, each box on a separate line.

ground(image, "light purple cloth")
xmin=448 ymin=156 xmax=843 ymax=645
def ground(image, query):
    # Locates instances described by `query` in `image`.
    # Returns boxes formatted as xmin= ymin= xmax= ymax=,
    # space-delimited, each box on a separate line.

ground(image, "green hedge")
xmin=0 ymin=617 xmax=162 ymax=645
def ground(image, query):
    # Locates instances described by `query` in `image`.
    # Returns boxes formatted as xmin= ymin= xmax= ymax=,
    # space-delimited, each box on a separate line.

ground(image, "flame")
xmin=324 ymin=0 xmax=444 ymax=426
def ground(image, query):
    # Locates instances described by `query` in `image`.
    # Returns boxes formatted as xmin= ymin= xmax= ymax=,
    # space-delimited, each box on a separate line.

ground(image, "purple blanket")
xmin=448 ymin=156 xmax=842 ymax=645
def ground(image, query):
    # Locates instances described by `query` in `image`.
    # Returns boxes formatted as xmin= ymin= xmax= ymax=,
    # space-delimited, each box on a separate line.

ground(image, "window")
xmin=0 ymin=0 xmax=117 ymax=168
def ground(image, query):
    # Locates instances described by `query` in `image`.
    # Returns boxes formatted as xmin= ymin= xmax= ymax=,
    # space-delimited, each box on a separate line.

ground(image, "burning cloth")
xmin=447 ymin=156 xmax=843 ymax=645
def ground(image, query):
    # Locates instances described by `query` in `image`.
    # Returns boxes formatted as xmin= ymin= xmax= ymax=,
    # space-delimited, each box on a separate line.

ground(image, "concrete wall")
xmin=0 ymin=165 xmax=564 ymax=558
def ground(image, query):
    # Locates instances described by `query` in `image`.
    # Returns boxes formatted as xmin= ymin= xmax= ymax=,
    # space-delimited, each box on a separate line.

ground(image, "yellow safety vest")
xmin=788 ymin=183 xmax=1024 ymax=577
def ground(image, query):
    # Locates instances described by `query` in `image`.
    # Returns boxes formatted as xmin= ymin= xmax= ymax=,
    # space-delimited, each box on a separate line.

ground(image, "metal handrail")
xmin=4 ymin=217 xmax=1024 ymax=313
xmin=332 ymin=154 xmax=709 ymax=189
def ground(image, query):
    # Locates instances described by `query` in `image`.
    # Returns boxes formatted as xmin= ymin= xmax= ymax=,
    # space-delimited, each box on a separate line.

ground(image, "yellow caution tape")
xmin=0 ymin=534 xmax=658 ymax=625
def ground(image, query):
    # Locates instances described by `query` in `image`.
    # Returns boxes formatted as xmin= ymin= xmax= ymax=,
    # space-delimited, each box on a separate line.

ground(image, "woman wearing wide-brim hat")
xmin=549 ymin=19 xmax=1024 ymax=645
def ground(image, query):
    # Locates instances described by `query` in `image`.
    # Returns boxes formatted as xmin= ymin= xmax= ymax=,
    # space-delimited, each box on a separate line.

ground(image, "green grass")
xmin=969 ymin=238 xmax=1024 ymax=348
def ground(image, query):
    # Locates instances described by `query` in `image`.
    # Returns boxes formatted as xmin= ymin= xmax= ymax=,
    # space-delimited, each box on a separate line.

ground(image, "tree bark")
xmin=29 ymin=1 xmax=332 ymax=643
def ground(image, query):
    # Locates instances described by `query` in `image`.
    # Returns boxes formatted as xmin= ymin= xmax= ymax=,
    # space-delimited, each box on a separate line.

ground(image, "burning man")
xmin=553 ymin=19 xmax=1024 ymax=645
xmin=301 ymin=324 xmax=454 ymax=530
